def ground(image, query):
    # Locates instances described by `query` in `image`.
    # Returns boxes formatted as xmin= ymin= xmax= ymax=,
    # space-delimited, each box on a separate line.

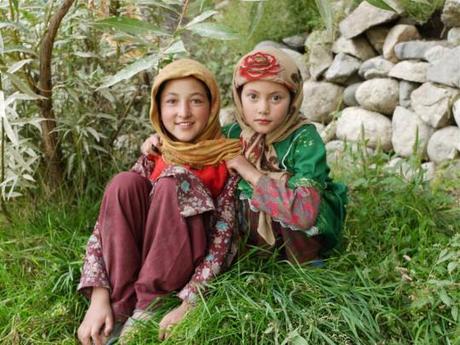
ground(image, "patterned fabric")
xmin=78 ymin=155 xmax=238 ymax=304
xmin=78 ymin=222 xmax=110 ymax=297
xmin=250 ymin=175 xmax=320 ymax=231
xmin=223 ymin=122 xmax=347 ymax=252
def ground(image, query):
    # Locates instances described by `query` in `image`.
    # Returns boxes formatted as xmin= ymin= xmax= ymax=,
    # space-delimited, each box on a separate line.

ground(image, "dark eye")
xmin=247 ymin=93 xmax=257 ymax=100
xmin=191 ymin=98 xmax=204 ymax=104
xmin=165 ymin=98 xmax=176 ymax=104
xmin=271 ymin=94 xmax=282 ymax=102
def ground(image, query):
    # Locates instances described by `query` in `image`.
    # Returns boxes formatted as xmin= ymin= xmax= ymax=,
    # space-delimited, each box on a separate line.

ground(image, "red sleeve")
xmin=250 ymin=175 xmax=320 ymax=230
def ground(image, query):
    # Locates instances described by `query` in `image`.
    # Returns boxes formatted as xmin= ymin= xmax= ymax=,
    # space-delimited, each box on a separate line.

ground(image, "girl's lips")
xmin=175 ymin=121 xmax=194 ymax=128
xmin=255 ymin=119 xmax=272 ymax=125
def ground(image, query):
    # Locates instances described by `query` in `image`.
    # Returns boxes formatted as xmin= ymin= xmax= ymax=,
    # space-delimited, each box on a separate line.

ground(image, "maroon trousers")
xmin=97 ymin=172 xmax=207 ymax=321
xmin=243 ymin=201 xmax=323 ymax=263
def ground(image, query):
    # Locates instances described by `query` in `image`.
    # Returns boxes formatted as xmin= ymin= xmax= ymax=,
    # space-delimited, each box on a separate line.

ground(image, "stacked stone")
xmin=220 ymin=0 xmax=460 ymax=180
xmin=303 ymin=0 xmax=460 ymax=179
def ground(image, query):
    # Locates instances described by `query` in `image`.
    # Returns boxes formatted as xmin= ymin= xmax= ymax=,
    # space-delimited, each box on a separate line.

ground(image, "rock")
xmin=421 ymin=162 xmax=436 ymax=181
xmin=343 ymin=73 xmax=364 ymax=86
xmin=385 ymin=158 xmax=435 ymax=181
xmin=426 ymin=46 xmax=460 ymax=88
xmin=427 ymin=126 xmax=460 ymax=163
xmin=336 ymin=107 xmax=393 ymax=151
xmin=280 ymin=48 xmax=309 ymax=80
xmin=339 ymin=1 xmax=399 ymax=39
xmin=355 ymin=78 xmax=399 ymax=115
xmin=447 ymin=27 xmax=460 ymax=44
xmin=332 ymin=36 xmax=376 ymax=61
xmin=441 ymin=0 xmax=460 ymax=27
xmin=324 ymin=53 xmax=361 ymax=84
xmin=321 ymin=121 xmax=337 ymax=143
xmin=385 ymin=157 xmax=413 ymax=178
xmin=254 ymin=40 xmax=288 ymax=50
xmin=424 ymin=46 xmax=451 ymax=64
xmin=301 ymin=81 xmax=344 ymax=123
xmin=358 ymin=56 xmax=394 ymax=79
xmin=312 ymin=122 xmax=325 ymax=134
xmin=383 ymin=24 xmax=421 ymax=62
xmin=394 ymin=40 xmax=449 ymax=60
xmin=389 ymin=61 xmax=429 ymax=83
xmin=307 ymin=31 xmax=333 ymax=80
xmin=453 ymin=98 xmax=460 ymax=127
xmin=219 ymin=106 xmax=236 ymax=126
xmin=439 ymin=159 xmax=460 ymax=179
xmin=325 ymin=139 xmax=374 ymax=164
xmin=343 ymin=82 xmax=363 ymax=106
xmin=282 ymin=33 xmax=308 ymax=51
xmin=411 ymin=82 xmax=459 ymax=128
xmin=366 ymin=26 xmax=390 ymax=54
xmin=391 ymin=106 xmax=434 ymax=158
xmin=399 ymin=80 xmax=419 ymax=107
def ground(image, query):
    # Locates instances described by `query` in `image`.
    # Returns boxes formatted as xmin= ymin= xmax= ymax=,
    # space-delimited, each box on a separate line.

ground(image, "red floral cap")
xmin=239 ymin=52 xmax=282 ymax=81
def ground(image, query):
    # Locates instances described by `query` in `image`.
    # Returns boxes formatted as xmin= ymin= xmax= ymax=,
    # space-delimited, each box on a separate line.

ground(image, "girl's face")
xmin=160 ymin=77 xmax=211 ymax=142
xmin=240 ymin=80 xmax=291 ymax=134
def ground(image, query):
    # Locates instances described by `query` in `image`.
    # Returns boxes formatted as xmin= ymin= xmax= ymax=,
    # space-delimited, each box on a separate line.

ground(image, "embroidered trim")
xmin=280 ymin=127 xmax=309 ymax=170
xmin=227 ymin=123 xmax=238 ymax=138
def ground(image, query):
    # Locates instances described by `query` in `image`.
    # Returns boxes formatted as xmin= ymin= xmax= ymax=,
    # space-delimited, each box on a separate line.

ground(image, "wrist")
xmin=90 ymin=287 xmax=110 ymax=305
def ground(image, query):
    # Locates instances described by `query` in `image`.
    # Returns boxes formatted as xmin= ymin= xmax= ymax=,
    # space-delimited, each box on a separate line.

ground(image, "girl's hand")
xmin=77 ymin=287 xmax=113 ymax=345
xmin=141 ymin=134 xmax=162 ymax=156
xmin=158 ymin=301 xmax=193 ymax=340
xmin=226 ymin=155 xmax=263 ymax=187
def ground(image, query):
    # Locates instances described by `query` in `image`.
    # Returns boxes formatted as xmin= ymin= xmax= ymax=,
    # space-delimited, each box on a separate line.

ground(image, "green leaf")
xmin=97 ymin=54 xmax=159 ymax=90
xmin=438 ymin=289 xmax=452 ymax=307
xmin=0 ymin=31 xmax=3 ymax=55
xmin=164 ymin=40 xmax=186 ymax=54
xmin=7 ymin=59 xmax=33 ymax=73
xmin=1 ymin=46 xmax=37 ymax=56
xmin=452 ymin=305 xmax=458 ymax=322
xmin=248 ymin=1 xmax=264 ymax=38
xmin=184 ymin=10 xmax=218 ymax=28
xmin=4 ymin=72 xmax=45 ymax=100
xmin=447 ymin=261 xmax=457 ymax=274
xmin=0 ymin=91 xmax=19 ymax=146
xmin=187 ymin=23 xmax=239 ymax=40
xmin=94 ymin=16 xmax=170 ymax=37
xmin=0 ymin=21 xmax=21 ymax=30
xmin=366 ymin=0 xmax=394 ymax=11
xmin=134 ymin=0 xmax=179 ymax=13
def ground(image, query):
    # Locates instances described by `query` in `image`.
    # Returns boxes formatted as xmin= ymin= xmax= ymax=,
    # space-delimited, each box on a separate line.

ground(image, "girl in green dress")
xmin=224 ymin=48 xmax=347 ymax=262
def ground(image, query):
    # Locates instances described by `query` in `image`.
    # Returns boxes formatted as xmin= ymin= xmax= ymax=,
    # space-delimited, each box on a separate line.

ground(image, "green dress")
xmin=223 ymin=122 xmax=348 ymax=252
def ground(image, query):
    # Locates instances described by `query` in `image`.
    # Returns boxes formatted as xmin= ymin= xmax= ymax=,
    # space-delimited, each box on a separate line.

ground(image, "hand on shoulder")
xmin=141 ymin=133 xmax=161 ymax=156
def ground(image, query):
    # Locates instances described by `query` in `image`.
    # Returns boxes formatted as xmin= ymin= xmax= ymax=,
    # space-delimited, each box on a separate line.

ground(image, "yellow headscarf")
xmin=232 ymin=48 xmax=310 ymax=245
xmin=150 ymin=59 xmax=241 ymax=168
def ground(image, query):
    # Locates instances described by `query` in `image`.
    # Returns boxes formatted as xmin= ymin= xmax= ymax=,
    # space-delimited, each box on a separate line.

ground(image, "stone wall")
xmin=221 ymin=0 xmax=460 ymax=180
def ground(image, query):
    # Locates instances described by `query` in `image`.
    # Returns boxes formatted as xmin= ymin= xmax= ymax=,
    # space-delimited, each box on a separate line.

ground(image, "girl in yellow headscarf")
xmin=77 ymin=59 xmax=241 ymax=344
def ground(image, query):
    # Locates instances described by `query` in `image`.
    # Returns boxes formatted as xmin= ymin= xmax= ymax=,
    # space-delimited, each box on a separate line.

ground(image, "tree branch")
xmin=38 ymin=0 xmax=75 ymax=187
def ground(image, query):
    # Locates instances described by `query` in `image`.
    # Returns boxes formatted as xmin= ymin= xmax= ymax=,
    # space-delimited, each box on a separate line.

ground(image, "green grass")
xmin=0 ymin=153 xmax=459 ymax=344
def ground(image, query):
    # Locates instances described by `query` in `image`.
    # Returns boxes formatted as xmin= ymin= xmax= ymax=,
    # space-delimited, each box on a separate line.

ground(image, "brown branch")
xmin=38 ymin=0 xmax=75 ymax=188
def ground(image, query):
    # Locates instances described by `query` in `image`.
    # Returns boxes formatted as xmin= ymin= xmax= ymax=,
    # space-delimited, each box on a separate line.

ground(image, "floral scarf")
xmin=232 ymin=48 xmax=310 ymax=245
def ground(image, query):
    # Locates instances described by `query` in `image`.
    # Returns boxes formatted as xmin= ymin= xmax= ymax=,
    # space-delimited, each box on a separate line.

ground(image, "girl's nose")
xmin=177 ymin=101 xmax=191 ymax=118
xmin=258 ymin=101 xmax=269 ymax=115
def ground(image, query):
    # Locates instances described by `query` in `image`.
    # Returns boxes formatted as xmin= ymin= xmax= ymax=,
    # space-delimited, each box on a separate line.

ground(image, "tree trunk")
xmin=38 ymin=0 xmax=75 ymax=188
